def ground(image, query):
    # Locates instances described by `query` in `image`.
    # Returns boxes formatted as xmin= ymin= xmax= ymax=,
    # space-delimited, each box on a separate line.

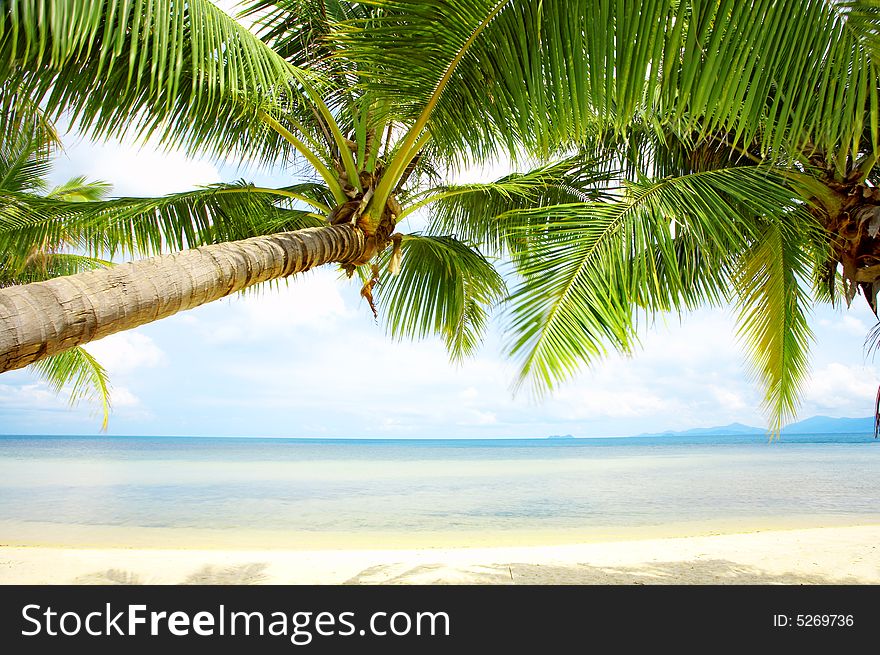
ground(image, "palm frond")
xmin=207 ymin=206 xmax=327 ymax=242
xmin=0 ymin=118 xmax=53 ymax=194
xmin=29 ymin=346 xmax=111 ymax=430
xmin=1 ymin=251 xmax=111 ymax=286
xmin=421 ymin=157 xmax=617 ymax=255
xmin=243 ymin=0 xmax=373 ymax=70
xmin=46 ymin=176 xmax=112 ymax=202
xmin=0 ymin=0 xmax=318 ymax=165
xmin=575 ymin=119 xmax=772 ymax=182
xmin=0 ymin=79 xmax=59 ymax=155
xmin=504 ymin=166 xmax=807 ymax=396
xmin=0 ymin=181 xmax=330 ymax=259
xmin=734 ymin=221 xmax=815 ymax=435
xmin=377 ymin=233 xmax=506 ymax=361
xmin=338 ymin=0 xmax=879 ymax=171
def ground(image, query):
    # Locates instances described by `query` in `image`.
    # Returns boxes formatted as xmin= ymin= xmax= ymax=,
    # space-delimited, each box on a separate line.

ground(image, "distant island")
xmin=635 ymin=415 xmax=876 ymax=438
xmin=547 ymin=415 xmax=876 ymax=440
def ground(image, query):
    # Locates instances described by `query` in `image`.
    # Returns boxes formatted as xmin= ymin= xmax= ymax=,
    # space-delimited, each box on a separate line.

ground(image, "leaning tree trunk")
xmin=0 ymin=224 xmax=365 ymax=373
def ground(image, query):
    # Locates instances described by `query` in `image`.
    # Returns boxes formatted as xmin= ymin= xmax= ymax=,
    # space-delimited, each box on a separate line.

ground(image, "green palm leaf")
xmin=0 ymin=0 xmax=318 ymax=164
xmin=377 ymin=233 xmax=506 ymax=361
xmin=734 ymin=221 xmax=815 ymax=435
xmin=504 ymin=166 xmax=807 ymax=396
xmin=0 ymin=80 xmax=58 ymax=155
xmin=0 ymin=181 xmax=331 ymax=260
xmin=29 ymin=346 xmax=111 ymax=430
xmin=0 ymin=118 xmax=53 ymax=194
xmin=338 ymin=0 xmax=879 ymax=171
xmin=419 ymin=157 xmax=616 ymax=256
xmin=1 ymin=251 xmax=111 ymax=286
xmin=46 ymin=176 xmax=112 ymax=202
xmin=243 ymin=0 xmax=373 ymax=69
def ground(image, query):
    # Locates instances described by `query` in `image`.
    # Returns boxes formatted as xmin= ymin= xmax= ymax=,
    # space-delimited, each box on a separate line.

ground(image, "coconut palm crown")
xmin=1 ymin=0 xmax=880 ymax=433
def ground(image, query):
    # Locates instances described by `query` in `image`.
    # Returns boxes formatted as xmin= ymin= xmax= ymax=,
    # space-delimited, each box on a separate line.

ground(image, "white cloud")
xmin=0 ymin=383 xmax=65 ymax=411
xmin=84 ymin=332 xmax=165 ymax=374
xmin=91 ymin=147 xmax=221 ymax=196
xmin=634 ymin=310 xmax=742 ymax=371
xmin=458 ymin=410 xmax=498 ymax=426
xmin=452 ymin=156 xmax=517 ymax=184
xmin=110 ymin=387 xmax=141 ymax=408
xmin=198 ymin=270 xmax=355 ymax=344
xmin=380 ymin=417 xmax=404 ymax=430
xmin=551 ymin=386 xmax=670 ymax=419
xmin=709 ymin=386 xmax=748 ymax=412
xmin=459 ymin=387 xmax=480 ymax=401
xmin=818 ymin=314 xmax=870 ymax=336
xmin=51 ymin=132 xmax=222 ymax=197
xmin=801 ymin=362 xmax=880 ymax=414
xmin=180 ymin=303 xmax=772 ymax=436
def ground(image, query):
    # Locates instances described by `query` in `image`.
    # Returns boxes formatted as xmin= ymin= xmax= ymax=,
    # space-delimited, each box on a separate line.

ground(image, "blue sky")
xmin=1 ymin=126 xmax=878 ymax=439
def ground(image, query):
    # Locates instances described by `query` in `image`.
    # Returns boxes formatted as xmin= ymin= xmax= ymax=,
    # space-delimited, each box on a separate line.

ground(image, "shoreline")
xmin=2 ymin=523 xmax=879 ymax=584
xmin=2 ymin=514 xmax=877 ymax=551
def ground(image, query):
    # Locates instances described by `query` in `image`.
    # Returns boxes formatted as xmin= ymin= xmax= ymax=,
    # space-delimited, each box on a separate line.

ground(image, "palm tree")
xmin=0 ymin=93 xmax=114 ymax=426
xmin=1 ymin=1 xmax=879 ymax=432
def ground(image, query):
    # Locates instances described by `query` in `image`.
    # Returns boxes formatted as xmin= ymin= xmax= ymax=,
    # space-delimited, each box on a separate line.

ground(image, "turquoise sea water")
xmin=0 ymin=434 xmax=878 ymax=546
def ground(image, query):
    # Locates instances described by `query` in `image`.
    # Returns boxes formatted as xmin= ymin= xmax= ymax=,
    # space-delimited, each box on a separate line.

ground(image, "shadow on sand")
xmin=344 ymin=559 xmax=866 ymax=585
xmin=71 ymin=558 xmax=866 ymax=585
xmin=74 ymin=563 xmax=268 ymax=585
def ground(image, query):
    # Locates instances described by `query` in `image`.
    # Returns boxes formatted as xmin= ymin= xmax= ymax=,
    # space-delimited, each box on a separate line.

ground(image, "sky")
xmin=1 ymin=126 xmax=878 ymax=439
xmin=1 ymin=3 xmax=879 ymax=438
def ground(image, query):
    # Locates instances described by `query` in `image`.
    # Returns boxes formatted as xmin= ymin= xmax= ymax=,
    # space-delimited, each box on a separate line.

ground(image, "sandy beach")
xmin=2 ymin=524 xmax=878 ymax=585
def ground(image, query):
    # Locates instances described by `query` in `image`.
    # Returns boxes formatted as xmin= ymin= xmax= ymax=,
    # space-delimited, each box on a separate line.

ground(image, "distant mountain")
xmin=781 ymin=415 xmax=875 ymax=434
xmin=639 ymin=422 xmax=764 ymax=438
xmin=635 ymin=415 xmax=875 ymax=438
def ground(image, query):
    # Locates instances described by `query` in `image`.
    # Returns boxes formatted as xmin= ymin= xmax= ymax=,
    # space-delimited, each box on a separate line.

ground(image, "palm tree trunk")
xmin=815 ymin=184 xmax=880 ymax=312
xmin=0 ymin=224 xmax=365 ymax=373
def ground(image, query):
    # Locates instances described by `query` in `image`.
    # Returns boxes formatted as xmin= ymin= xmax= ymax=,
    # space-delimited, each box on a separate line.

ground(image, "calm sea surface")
xmin=1 ymin=434 xmax=878 ymax=546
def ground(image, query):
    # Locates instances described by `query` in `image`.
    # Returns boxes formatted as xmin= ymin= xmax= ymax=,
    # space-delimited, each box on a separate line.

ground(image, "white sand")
xmin=1 ymin=524 xmax=878 ymax=584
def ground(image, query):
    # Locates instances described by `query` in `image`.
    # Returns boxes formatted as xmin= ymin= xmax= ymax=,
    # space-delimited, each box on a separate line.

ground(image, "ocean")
xmin=1 ymin=433 xmax=878 ymax=548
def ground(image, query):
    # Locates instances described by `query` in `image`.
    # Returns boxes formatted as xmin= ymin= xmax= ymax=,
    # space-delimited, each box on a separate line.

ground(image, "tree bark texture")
xmin=812 ymin=183 xmax=880 ymax=313
xmin=0 ymin=224 xmax=365 ymax=373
